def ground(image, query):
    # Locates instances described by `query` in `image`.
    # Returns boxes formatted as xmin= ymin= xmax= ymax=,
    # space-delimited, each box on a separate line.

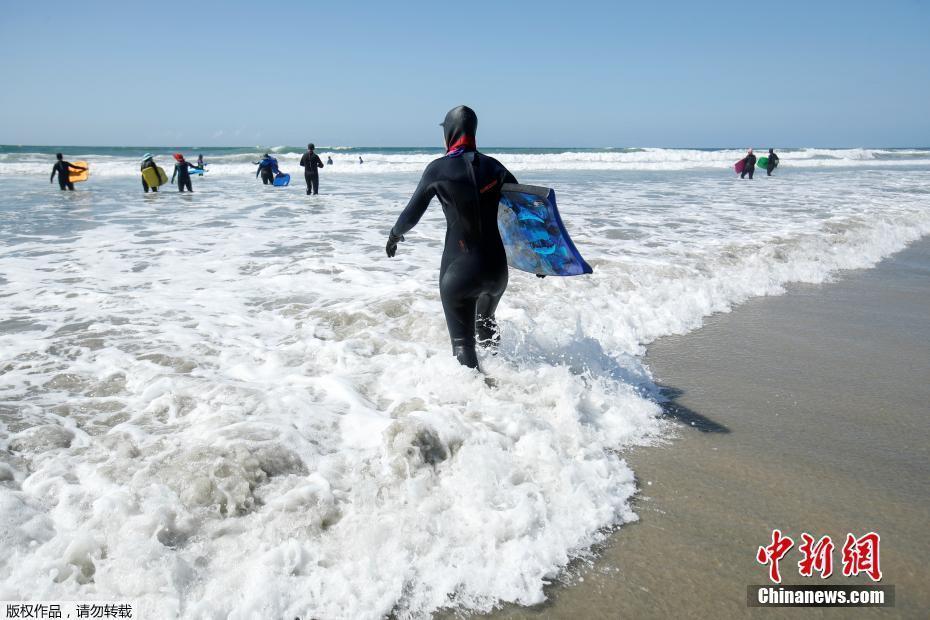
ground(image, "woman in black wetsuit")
xmin=386 ymin=105 xmax=517 ymax=370
xmin=170 ymin=153 xmax=201 ymax=192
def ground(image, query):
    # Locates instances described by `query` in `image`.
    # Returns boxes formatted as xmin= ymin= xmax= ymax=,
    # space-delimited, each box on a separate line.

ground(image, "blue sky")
xmin=1 ymin=0 xmax=927 ymax=147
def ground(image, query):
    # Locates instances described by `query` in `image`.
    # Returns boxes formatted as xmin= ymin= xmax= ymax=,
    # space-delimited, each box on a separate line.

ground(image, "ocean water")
xmin=1 ymin=146 xmax=929 ymax=618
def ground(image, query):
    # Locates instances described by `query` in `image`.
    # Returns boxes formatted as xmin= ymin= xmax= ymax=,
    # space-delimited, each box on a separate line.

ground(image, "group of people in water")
xmin=49 ymin=113 xmax=785 ymax=374
xmin=738 ymin=148 xmax=779 ymax=179
xmin=46 ymin=110 xmax=514 ymax=374
xmin=51 ymin=146 xmax=342 ymax=195
xmin=253 ymin=145 xmax=334 ymax=195
xmin=139 ymin=153 xmax=208 ymax=193
xmin=140 ymin=145 xmax=336 ymax=195
xmin=48 ymin=108 xmax=519 ymax=373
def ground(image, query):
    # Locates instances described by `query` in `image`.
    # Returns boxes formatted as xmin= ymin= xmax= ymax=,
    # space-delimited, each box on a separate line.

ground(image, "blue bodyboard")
xmin=498 ymin=183 xmax=593 ymax=276
xmin=190 ymin=167 xmax=205 ymax=176
xmin=273 ymin=173 xmax=290 ymax=187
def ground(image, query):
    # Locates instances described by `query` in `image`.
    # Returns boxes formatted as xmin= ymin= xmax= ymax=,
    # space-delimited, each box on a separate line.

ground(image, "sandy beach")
xmin=480 ymin=237 xmax=930 ymax=619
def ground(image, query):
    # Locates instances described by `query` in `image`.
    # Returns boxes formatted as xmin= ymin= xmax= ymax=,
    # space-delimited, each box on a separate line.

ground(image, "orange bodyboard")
xmin=69 ymin=161 xmax=89 ymax=182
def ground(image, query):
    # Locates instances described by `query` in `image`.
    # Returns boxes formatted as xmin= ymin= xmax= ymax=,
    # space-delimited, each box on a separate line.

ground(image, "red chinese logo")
xmin=798 ymin=533 xmax=834 ymax=578
xmin=756 ymin=529 xmax=794 ymax=584
xmin=842 ymin=532 xmax=882 ymax=582
xmin=758 ymin=530 xmax=882 ymax=583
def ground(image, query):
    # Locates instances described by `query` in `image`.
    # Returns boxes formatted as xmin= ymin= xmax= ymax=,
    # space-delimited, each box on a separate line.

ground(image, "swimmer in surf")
xmin=740 ymin=148 xmax=756 ymax=180
xmin=50 ymin=153 xmax=86 ymax=191
xmin=386 ymin=105 xmax=517 ymax=370
xmin=141 ymin=153 xmax=159 ymax=193
xmin=765 ymin=148 xmax=779 ymax=176
xmin=299 ymin=143 xmax=324 ymax=195
xmin=255 ymin=154 xmax=279 ymax=185
xmin=171 ymin=153 xmax=201 ymax=192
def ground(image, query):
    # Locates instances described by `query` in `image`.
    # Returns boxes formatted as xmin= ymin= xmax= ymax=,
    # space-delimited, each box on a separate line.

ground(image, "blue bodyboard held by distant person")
xmin=497 ymin=183 xmax=593 ymax=276
xmin=273 ymin=173 xmax=290 ymax=187
xmin=190 ymin=167 xmax=205 ymax=176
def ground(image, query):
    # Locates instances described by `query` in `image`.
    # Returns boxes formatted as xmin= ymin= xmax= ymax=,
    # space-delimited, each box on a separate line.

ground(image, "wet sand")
xmin=480 ymin=237 xmax=930 ymax=619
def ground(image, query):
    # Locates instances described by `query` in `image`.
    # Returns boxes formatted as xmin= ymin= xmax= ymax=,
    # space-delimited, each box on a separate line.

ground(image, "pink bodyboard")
xmin=734 ymin=159 xmax=745 ymax=174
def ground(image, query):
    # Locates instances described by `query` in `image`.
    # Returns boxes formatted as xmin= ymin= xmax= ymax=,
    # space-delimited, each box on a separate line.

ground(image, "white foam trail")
xmin=1 ymin=166 xmax=929 ymax=617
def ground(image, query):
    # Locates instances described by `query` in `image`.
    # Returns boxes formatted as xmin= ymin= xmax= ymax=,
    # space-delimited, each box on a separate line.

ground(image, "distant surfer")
xmin=255 ymin=154 xmax=279 ymax=185
xmin=326 ymin=156 xmax=333 ymax=165
xmin=740 ymin=148 xmax=756 ymax=180
xmin=171 ymin=153 xmax=201 ymax=192
xmin=50 ymin=153 xmax=86 ymax=191
xmin=766 ymin=148 xmax=779 ymax=176
xmin=197 ymin=154 xmax=205 ymax=169
xmin=386 ymin=105 xmax=517 ymax=371
xmin=359 ymin=156 xmax=364 ymax=165
xmin=299 ymin=144 xmax=324 ymax=195
xmin=141 ymin=153 xmax=160 ymax=193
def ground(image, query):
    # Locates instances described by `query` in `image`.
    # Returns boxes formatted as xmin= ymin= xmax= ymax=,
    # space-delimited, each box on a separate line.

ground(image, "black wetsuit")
xmin=171 ymin=161 xmax=198 ymax=192
xmin=389 ymin=107 xmax=517 ymax=368
xmin=299 ymin=150 xmax=324 ymax=194
xmin=256 ymin=159 xmax=278 ymax=185
xmin=741 ymin=153 xmax=756 ymax=179
xmin=766 ymin=151 xmax=779 ymax=176
xmin=141 ymin=159 xmax=159 ymax=193
xmin=50 ymin=160 xmax=83 ymax=191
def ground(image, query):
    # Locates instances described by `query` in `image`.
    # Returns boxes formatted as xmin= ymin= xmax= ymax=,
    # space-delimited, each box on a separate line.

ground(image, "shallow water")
xmin=1 ymin=152 xmax=929 ymax=618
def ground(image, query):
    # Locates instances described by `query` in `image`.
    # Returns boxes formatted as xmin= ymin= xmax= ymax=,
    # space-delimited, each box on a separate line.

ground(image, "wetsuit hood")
xmin=142 ymin=153 xmax=154 ymax=162
xmin=441 ymin=105 xmax=478 ymax=152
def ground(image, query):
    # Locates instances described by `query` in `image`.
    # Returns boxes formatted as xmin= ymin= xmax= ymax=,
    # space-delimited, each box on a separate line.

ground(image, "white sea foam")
xmin=1 ymin=147 xmax=928 ymax=177
xmin=1 ymin=165 xmax=929 ymax=618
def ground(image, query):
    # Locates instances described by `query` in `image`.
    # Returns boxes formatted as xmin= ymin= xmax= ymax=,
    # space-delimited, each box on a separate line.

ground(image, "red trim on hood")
xmin=446 ymin=135 xmax=476 ymax=153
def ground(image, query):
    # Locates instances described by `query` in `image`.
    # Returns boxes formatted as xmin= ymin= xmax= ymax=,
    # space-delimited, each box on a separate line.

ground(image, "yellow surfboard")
xmin=69 ymin=161 xmax=89 ymax=183
xmin=142 ymin=166 xmax=169 ymax=188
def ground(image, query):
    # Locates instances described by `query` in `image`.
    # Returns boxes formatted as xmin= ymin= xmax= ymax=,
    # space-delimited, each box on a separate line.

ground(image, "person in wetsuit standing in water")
xmin=141 ymin=153 xmax=160 ymax=193
xmin=50 ymin=153 xmax=86 ymax=191
xmin=386 ymin=105 xmax=517 ymax=370
xmin=740 ymin=148 xmax=756 ymax=179
xmin=299 ymin=143 xmax=324 ymax=195
xmin=766 ymin=148 xmax=779 ymax=176
xmin=170 ymin=153 xmax=201 ymax=192
xmin=255 ymin=154 xmax=279 ymax=185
